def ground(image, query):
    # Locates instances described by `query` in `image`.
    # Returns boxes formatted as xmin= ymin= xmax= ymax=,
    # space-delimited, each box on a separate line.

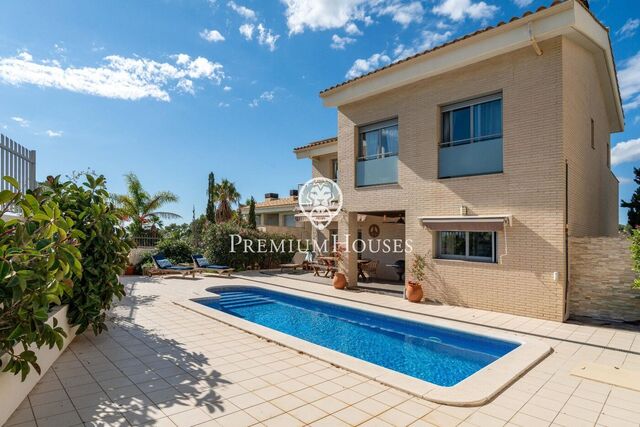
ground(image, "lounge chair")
xmin=149 ymin=253 xmax=203 ymax=278
xmin=192 ymin=254 xmax=234 ymax=277
xmin=280 ymin=252 xmax=307 ymax=273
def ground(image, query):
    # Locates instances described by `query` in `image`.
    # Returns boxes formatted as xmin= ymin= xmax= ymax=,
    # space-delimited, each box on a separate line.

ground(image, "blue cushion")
xmin=166 ymin=266 xmax=192 ymax=271
xmin=194 ymin=256 xmax=208 ymax=267
xmin=155 ymin=258 xmax=172 ymax=268
xmin=206 ymin=265 xmax=231 ymax=269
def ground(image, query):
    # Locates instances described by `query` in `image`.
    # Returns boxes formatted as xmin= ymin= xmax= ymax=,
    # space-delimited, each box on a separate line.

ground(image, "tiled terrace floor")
xmin=5 ymin=272 xmax=640 ymax=427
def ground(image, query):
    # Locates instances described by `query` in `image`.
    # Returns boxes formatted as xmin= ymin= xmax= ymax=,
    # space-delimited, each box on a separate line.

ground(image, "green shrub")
xmin=631 ymin=228 xmax=640 ymax=289
xmin=0 ymin=177 xmax=82 ymax=380
xmin=44 ymin=174 xmax=130 ymax=335
xmin=202 ymin=222 xmax=295 ymax=270
xmin=156 ymin=238 xmax=193 ymax=264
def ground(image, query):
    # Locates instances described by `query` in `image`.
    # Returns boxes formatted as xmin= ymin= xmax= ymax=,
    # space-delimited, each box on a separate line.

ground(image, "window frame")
xmin=331 ymin=158 xmax=338 ymax=182
xmin=357 ymin=118 xmax=399 ymax=162
xmin=440 ymin=93 xmax=503 ymax=148
xmin=437 ymin=231 xmax=497 ymax=263
xmin=591 ymin=118 xmax=595 ymax=150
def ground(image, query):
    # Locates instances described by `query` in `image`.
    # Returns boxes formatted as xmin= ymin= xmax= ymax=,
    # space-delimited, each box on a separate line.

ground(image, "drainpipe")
xmin=528 ymin=22 xmax=543 ymax=56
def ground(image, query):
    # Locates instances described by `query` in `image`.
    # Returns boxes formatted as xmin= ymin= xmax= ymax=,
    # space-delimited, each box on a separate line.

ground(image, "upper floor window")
xmin=439 ymin=94 xmax=503 ymax=178
xmin=438 ymin=231 xmax=496 ymax=263
xmin=356 ymin=119 xmax=398 ymax=187
xmin=331 ymin=158 xmax=338 ymax=182
xmin=283 ymin=214 xmax=296 ymax=227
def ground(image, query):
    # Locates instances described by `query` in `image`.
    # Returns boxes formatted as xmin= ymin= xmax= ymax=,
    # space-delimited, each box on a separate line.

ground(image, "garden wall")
xmin=568 ymin=236 xmax=640 ymax=322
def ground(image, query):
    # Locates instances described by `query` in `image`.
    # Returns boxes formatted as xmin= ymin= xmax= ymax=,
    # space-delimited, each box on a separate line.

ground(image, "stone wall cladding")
xmin=569 ymin=236 xmax=640 ymax=322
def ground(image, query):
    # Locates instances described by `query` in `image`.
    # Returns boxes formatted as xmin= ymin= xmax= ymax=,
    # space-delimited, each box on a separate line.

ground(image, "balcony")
xmin=356 ymin=154 xmax=398 ymax=187
xmin=438 ymin=137 xmax=503 ymax=178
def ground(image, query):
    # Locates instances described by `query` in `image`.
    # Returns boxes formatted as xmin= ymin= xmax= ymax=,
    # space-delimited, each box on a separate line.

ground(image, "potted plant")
xmin=407 ymin=254 xmax=426 ymax=303
xmin=332 ymin=243 xmax=348 ymax=289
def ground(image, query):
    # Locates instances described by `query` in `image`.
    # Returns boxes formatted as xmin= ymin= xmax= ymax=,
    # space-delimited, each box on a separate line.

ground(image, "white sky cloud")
xmin=256 ymin=24 xmax=280 ymax=51
xmin=346 ymin=52 xmax=391 ymax=79
xmin=512 ymin=0 xmax=533 ymax=7
xmin=239 ymin=24 xmax=255 ymax=40
xmin=11 ymin=116 xmax=29 ymax=127
xmin=223 ymin=85 xmax=232 ymax=91
xmin=345 ymin=22 xmax=362 ymax=35
xmin=260 ymin=90 xmax=275 ymax=101
xmin=620 ymin=50 xmax=640 ymax=111
xmin=0 ymin=51 xmax=225 ymax=102
xmin=200 ymin=29 xmax=226 ymax=42
xmin=394 ymin=30 xmax=453 ymax=59
xmin=46 ymin=130 xmax=63 ymax=137
xmin=378 ymin=1 xmax=424 ymax=27
xmin=432 ymin=0 xmax=499 ymax=22
xmin=616 ymin=18 xmax=640 ymax=40
xmin=612 ymin=138 xmax=640 ymax=166
xmin=331 ymin=34 xmax=356 ymax=50
xmin=282 ymin=0 xmax=369 ymax=34
xmin=218 ymin=101 xmax=230 ymax=107
xmin=228 ymin=1 xmax=257 ymax=20
xmin=618 ymin=176 xmax=633 ymax=185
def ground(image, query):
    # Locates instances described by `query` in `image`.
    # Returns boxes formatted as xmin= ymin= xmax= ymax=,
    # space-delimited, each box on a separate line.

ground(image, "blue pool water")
xmin=196 ymin=287 xmax=519 ymax=386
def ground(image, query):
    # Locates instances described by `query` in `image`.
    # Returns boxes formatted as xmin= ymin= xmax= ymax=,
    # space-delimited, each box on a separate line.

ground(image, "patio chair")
xmin=361 ymin=260 xmax=379 ymax=281
xmin=192 ymin=254 xmax=234 ymax=277
xmin=149 ymin=253 xmax=203 ymax=278
xmin=280 ymin=252 xmax=307 ymax=273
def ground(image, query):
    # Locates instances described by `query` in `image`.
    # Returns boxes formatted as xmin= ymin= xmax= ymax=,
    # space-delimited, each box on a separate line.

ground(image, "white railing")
xmin=1 ymin=134 xmax=36 ymax=193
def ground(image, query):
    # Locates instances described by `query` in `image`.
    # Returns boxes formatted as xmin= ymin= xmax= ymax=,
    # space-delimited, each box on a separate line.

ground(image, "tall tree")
xmin=214 ymin=179 xmax=241 ymax=223
xmin=622 ymin=167 xmax=640 ymax=228
xmin=114 ymin=173 xmax=180 ymax=235
xmin=248 ymin=197 xmax=257 ymax=229
xmin=206 ymin=172 xmax=216 ymax=223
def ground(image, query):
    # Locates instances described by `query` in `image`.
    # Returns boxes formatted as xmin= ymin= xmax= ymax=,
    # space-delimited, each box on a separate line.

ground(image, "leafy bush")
xmin=631 ymin=228 xmax=640 ymax=289
xmin=202 ymin=222 xmax=295 ymax=270
xmin=44 ymin=174 xmax=130 ymax=335
xmin=156 ymin=238 xmax=193 ymax=264
xmin=0 ymin=177 xmax=82 ymax=380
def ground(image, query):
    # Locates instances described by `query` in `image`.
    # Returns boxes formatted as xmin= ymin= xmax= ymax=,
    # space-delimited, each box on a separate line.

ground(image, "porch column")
xmin=339 ymin=211 xmax=358 ymax=288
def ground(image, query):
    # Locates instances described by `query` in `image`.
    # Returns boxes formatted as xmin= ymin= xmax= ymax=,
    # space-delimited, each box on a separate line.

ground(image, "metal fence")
xmin=1 ymin=134 xmax=36 ymax=193
xmin=130 ymin=236 xmax=161 ymax=248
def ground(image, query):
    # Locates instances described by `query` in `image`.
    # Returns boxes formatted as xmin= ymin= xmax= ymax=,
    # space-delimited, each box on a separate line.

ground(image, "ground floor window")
xmin=437 ymin=231 xmax=496 ymax=263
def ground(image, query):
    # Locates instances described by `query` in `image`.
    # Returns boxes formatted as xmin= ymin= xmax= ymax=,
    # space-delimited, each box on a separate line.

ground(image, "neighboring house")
xmin=241 ymin=192 xmax=312 ymax=240
xmin=295 ymin=0 xmax=622 ymax=321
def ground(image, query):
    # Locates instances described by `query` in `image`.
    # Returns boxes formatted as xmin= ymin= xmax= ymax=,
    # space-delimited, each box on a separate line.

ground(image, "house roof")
xmin=320 ymin=0 xmax=598 ymax=96
xmin=241 ymin=196 xmax=298 ymax=212
xmin=293 ymin=137 xmax=338 ymax=152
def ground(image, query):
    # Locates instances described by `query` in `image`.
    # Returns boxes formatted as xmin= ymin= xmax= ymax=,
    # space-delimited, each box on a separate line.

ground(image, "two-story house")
xmin=240 ymin=192 xmax=312 ymax=240
xmin=295 ymin=0 xmax=623 ymax=321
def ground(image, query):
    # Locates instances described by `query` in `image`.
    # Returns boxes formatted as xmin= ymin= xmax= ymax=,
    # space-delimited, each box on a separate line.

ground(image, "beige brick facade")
xmin=328 ymin=36 xmax=618 ymax=321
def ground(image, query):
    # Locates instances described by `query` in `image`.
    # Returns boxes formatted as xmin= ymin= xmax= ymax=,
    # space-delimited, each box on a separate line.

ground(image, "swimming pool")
xmin=194 ymin=286 xmax=519 ymax=387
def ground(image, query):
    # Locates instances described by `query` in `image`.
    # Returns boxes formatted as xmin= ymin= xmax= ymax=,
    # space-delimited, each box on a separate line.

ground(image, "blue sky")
xmin=0 ymin=0 xmax=639 ymax=224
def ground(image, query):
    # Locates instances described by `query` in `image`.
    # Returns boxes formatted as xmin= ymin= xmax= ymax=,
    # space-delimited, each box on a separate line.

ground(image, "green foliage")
xmin=0 ymin=177 xmax=82 ymax=381
xmin=248 ymin=197 xmax=257 ymax=229
xmin=114 ymin=173 xmax=180 ymax=235
xmin=621 ymin=167 xmax=640 ymax=228
xmin=44 ymin=174 xmax=130 ymax=336
xmin=162 ymin=223 xmax=191 ymax=241
xmin=631 ymin=229 xmax=640 ymax=289
xmin=202 ymin=222 xmax=294 ymax=270
xmin=410 ymin=254 xmax=426 ymax=284
xmin=157 ymin=238 xmax=193 ymax=264
xmin=190 ymin=215 xmax=207 ymax=252
xmin=214 ymin=179 xmax=240 ymax=223
xmin=206 ymin=172 xmax=216 ymax=223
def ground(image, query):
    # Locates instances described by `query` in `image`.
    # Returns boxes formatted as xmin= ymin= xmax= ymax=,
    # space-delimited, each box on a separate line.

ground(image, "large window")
xmin=357 ymin=119 xmax=398 ymax=186
xmin=331 ymin=159 xmax=338 ymax=182
xmin=283 ymin=214 xmax=296 ymax=227
xmin=439 ymin=94 xmax=503 ymax=178
xmin=438 ymin=231 xmax=496 ymax=263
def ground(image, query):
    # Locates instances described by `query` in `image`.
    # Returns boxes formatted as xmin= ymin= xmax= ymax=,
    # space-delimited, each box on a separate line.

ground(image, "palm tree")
xmin=214 ymin=179 xmax=240 ymax=223
xmin=114 ymin=173 xmax=181 ymax=235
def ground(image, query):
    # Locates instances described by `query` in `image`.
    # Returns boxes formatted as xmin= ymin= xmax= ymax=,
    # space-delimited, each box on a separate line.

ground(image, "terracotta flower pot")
xmin=124 ymin=264 xmax=136 ymax=276
xmin=406 ymin=281 xmax=424 ymax=302
xmin=333 ymin=272 xmax=347 ymax=289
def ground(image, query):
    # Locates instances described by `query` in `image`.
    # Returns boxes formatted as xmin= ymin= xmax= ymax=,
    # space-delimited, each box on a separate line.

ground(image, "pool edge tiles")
xmin=176 ymin=284 xmax=552 ymax=407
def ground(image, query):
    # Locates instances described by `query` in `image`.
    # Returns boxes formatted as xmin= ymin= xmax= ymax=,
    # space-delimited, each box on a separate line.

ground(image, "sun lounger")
xmin=149 ymin=253 xmax=203 ymax=278
xmin=192 ymin=254 xmax=234 ymax=276
xmin=280 ymin=252 xmax=307 ymax=273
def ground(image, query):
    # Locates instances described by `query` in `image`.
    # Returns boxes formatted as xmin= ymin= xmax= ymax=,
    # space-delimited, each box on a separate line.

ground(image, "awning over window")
xmin=418 ymin=215 xmax=512 ymax=232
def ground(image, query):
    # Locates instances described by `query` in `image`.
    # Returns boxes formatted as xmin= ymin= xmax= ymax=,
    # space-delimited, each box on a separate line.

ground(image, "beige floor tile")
xmin=312 ymin=395 xmax=349 ymax=413
xmin=168 ymin=407 xmax=212 ymax=427
xmin=270 ymin=394 xmax=306 ymax=412
xmin=244 ymin=401 xmax=284 ymax=422
xmin=213 ymin=410 xmax=258 ymax=427
xmin=36 ymin=410 xmax=83 ymax=427
xmin=333 ymin=406 xmax=372 ymax=425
